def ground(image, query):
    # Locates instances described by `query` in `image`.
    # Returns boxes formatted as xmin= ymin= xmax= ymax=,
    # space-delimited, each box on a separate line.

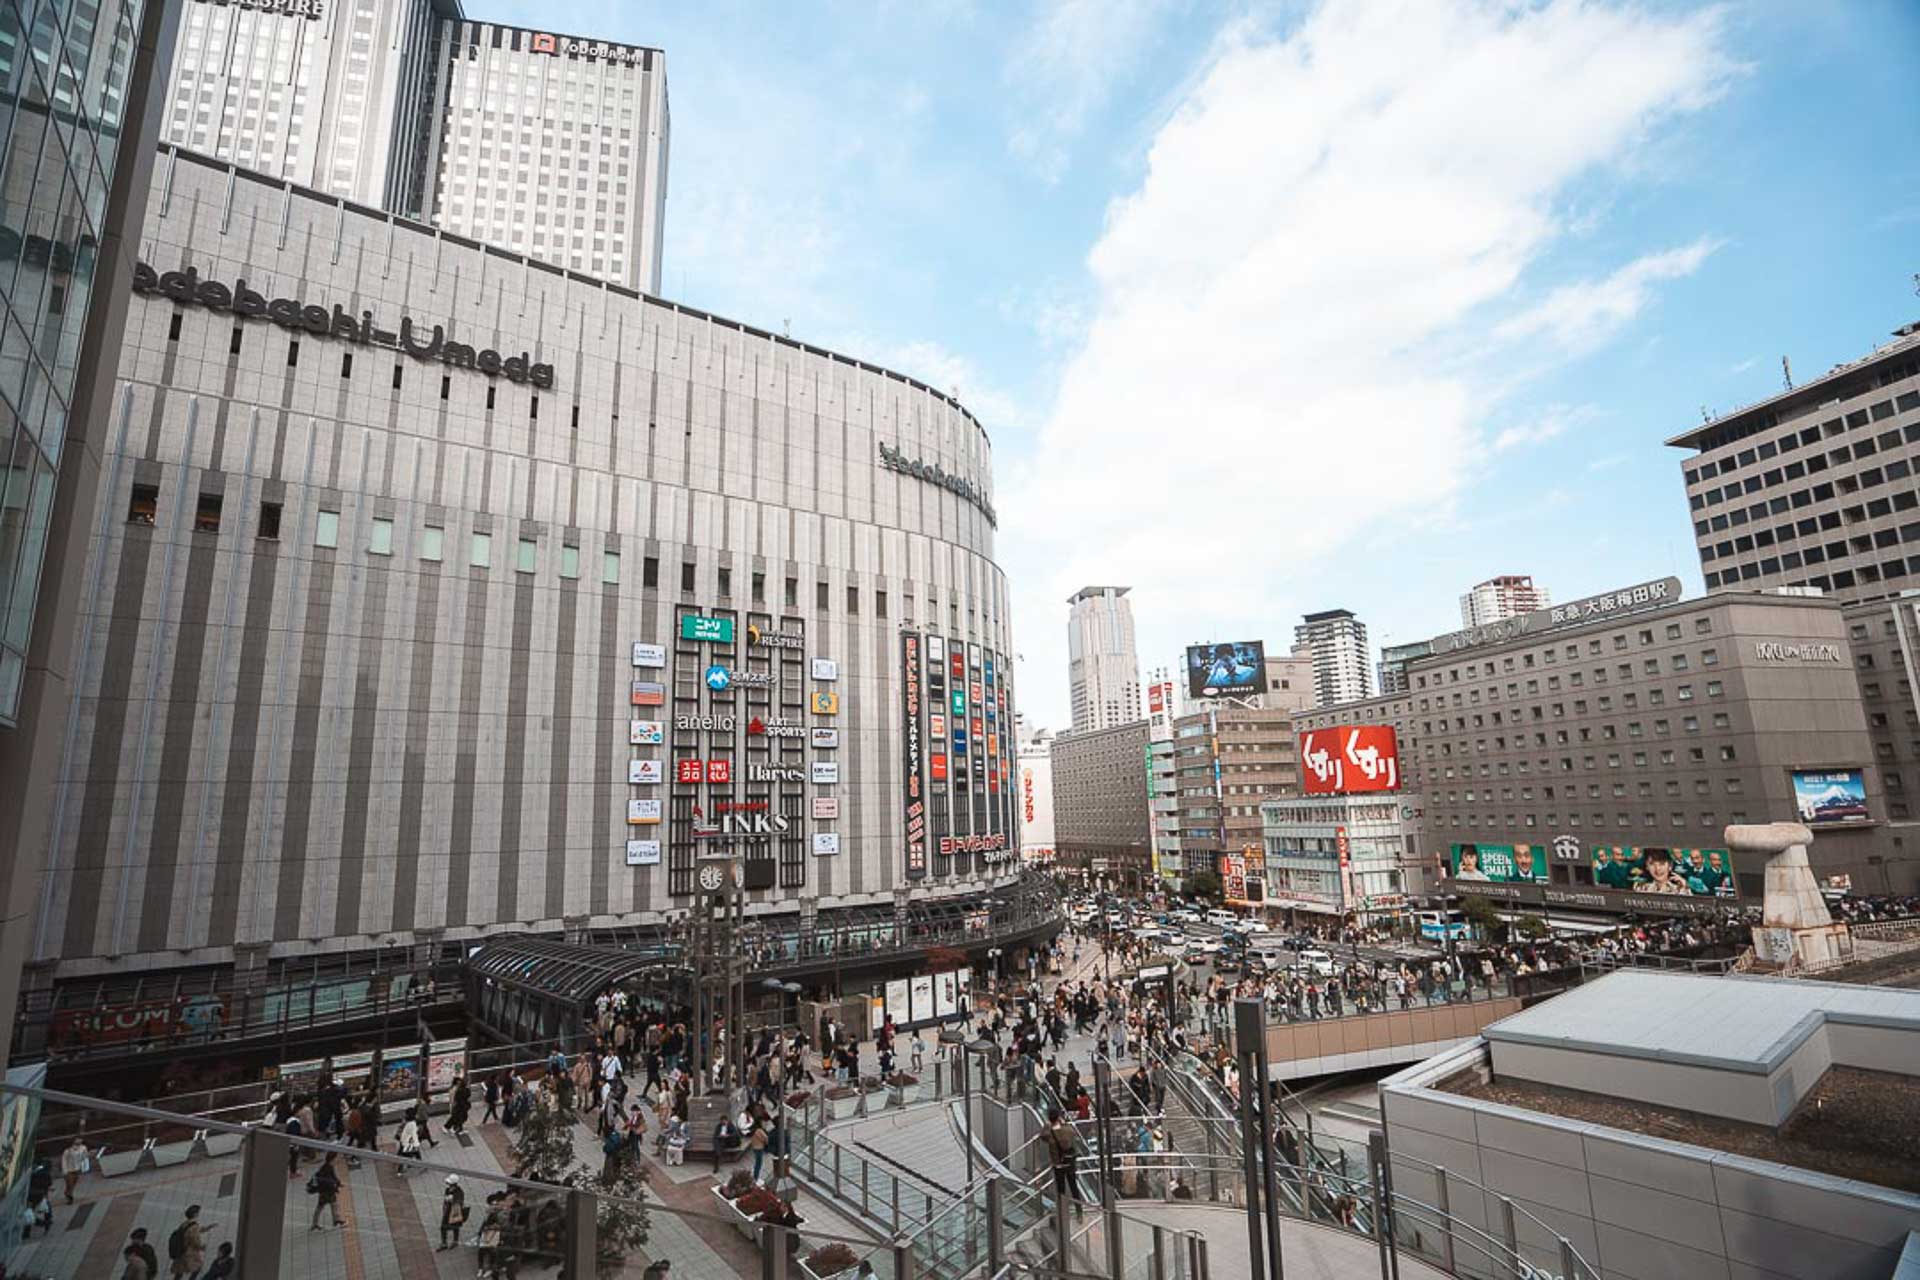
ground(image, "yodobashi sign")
xmin=1755 ymin=641 xmax=1843 ymax=663
xmin=877 ymin=441 xmax=998 ymax=527
xmin=1432 ymin=577 xmax=1681 ymax=655
xmin=133 ymin=263 xmax=554 ymax=387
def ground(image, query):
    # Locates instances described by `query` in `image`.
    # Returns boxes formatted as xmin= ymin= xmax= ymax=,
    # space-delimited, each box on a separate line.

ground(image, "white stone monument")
xmin=1726 ymin=822 xmax=1854 ymax=970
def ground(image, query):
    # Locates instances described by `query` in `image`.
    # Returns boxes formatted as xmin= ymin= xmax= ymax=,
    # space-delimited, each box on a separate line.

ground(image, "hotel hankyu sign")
xmin=1432 ymin=577 xmax=1681 ymax=655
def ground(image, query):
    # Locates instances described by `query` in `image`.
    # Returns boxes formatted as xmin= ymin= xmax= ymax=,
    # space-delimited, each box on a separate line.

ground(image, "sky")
xmin=496 ymin=0 xmax=1920 ymax=730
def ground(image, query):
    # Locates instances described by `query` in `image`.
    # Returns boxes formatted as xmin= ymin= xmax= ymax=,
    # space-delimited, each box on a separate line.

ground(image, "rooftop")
xmin=1664 ymin=320 xmax=1920 ymax=452
xmin=1482 ymin=969 xmax=1920 ymax=1074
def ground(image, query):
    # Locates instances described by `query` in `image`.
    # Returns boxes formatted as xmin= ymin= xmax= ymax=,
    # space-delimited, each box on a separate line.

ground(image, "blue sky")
xmin=496 ymin=0 xmax=1920 ymax=728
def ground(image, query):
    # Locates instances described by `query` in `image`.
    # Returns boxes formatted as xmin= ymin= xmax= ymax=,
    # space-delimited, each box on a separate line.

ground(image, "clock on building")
xmin=698 ymin=864 xmax=725 ymax=892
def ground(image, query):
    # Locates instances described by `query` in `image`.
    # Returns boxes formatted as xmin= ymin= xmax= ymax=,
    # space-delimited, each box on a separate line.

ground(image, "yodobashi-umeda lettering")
xmin=132 ymin=262 xmax=556 ymax=390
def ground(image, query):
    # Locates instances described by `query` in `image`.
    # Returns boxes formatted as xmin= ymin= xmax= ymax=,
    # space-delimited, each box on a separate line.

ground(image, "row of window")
xmin=1684 ymin=388 xmax=1920 ymax=489
xmin=1421 ymin=656 xmax=1722 ymax=716
xmin=1690 ymin=416 xmax=1919 ymax=510
xmin=124 ymin=484 xmax=989 ymax=623
xmin=1698 ymin=500 xmax=1918 ymax=560
xmin=1414 ymin=620 xmax=1716 ymax=687
xmin=1442 ymin=811 xmax=1742 ymax=831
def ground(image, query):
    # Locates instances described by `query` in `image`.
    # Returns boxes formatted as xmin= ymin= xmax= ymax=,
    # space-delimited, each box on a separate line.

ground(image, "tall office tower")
xmin=159 ymin=5 xmax=672 ymax=295
xmin=162 ymin=0 xmax=454 ymax=212
xmin=1067 ymin=586 xmax=1142 ymax=732
xmin=1295 ymin=609 xmax=1373 ymax=707
xmin=424 ymin=21 xmax=670 ymax=295
xmin=1459 ymin=575 xmax=1550 ymax=627
xmin=1672 ymin=322 xmax=1920 ymax=605
xmin=0 ymin=0 xmax=178 ymax=1068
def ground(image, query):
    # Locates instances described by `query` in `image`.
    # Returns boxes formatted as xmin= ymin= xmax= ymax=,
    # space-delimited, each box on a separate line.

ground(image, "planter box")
xmin=890 ymin=1083 xmax=922 ymax=1107
xmin=711 ymin=1186 xmax=804 ymax=1244
xmin=861 ymin=1088 xmax=891 ymax=1112
xmin=800 ymin=1261 xmax=859 ymax=1280
xmin=826 ymin=1093 xmax=859 ymax=1121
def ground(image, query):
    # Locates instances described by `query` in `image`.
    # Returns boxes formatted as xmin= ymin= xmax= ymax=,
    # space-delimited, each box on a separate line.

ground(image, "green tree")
xmin=1513 ymin=914 xmax=1549 ymax=940
xmin=509 ymin=1094 xmax=651 ymax=1276
xmin=1460 ymin=894 xmax=1503 ymax=942
xmin=1188 ymin=871 xmax=1223 ymax=904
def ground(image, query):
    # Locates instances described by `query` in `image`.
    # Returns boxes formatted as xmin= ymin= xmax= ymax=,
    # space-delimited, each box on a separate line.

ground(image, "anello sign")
xmin=133 ymin=263 xmax=555 ymax=389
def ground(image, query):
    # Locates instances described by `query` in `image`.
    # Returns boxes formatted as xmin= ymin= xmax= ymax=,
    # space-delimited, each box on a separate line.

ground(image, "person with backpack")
xmin=306 ymin=1152 xmax=343 ymax=1229
xmin=167 ymin=1204 xmax=213 ymax=1279
xmin=437 ymin=1175 xmax=467 ymax=1251
xmin=601 ymin=1125 xmax=624 ymax=1182
xmin=1044 ymin=1111 xmax=1080 ymax=1203
xmin=126 ymin=1227 xmax=159 ymax=1278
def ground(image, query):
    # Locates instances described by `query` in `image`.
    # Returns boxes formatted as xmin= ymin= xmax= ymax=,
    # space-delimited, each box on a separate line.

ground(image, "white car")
xmin=1298 ymin=948 xmax=1335 ymax=977
xmin=1184 ymin=936 xmax=1223 ymax=955
xmin=1237 ymin=920 xmax=1271 ymax=934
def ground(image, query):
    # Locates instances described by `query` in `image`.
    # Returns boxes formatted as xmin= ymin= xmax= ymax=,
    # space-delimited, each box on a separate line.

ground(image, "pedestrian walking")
xmin=306 ymin=1153 xmax=344 ymax=1229
xmin=61 ymin=1135 xmax=88 ymax=1204
xmin=437 ymin=1175 xmax=467 ymax=1250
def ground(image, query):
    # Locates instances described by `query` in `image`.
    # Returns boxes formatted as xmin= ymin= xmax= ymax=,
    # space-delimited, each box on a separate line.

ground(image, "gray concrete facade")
xmin=25 ymin=146 xmax=1017 ymax=981
xmin=1050 ymin=718 xmax=1150 ymax=886
xmin=1296 ymin=590 xmax=1908 ymax=898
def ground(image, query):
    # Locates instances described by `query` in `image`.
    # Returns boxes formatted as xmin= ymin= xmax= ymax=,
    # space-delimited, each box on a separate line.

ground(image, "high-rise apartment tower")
xmin=1459 ymin=575 xmax=1551 ymax=627
xmin=1295 ymin=609 xmax=1372 ymax=708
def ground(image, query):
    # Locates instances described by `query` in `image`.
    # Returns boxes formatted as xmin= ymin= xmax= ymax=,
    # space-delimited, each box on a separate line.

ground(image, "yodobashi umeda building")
xmin=31 ymin=146 xmax=1019 ymax=984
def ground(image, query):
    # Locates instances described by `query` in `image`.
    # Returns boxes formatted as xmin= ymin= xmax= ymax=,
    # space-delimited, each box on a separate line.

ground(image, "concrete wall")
xmin=1382 ymin=1041 xmax=1920 ymax=1280
xmin=1257 ymin=996 xmax=1519 ymax=1082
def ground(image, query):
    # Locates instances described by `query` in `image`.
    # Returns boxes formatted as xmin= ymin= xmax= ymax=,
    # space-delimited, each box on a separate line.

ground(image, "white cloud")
xmin=1004 ymin=0 xmax=1736 ymax=722
xmin=1004 ymin=0 xmax=1170 ymax=181
xmin=1496 ymin=238 xmax=1723 ymax=353
xmin=1491 ymin=411 xmax=1572 ymax=453
xmin=827 ymin=334 xmax=1038 ymax=439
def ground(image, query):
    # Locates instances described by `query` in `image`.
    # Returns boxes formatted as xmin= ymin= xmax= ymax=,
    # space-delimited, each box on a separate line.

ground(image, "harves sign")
xmin=878 ymin=442 xmax=996 ymax=527
xmin=133 ymin=262 xmax=556 ymax=389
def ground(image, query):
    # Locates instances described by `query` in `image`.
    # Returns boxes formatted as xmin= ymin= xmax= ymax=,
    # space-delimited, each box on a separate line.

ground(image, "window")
xmin=471 ymin=532 xmax=492 ymax=567
xmin=287 ymin=340 xmax=299 ymax=368
xmin=516 ymin=538 xmax=537 ymax=573
xmin=421 ymin=527 xmax=444 ymax=562
xmin=785 ymin=576 xmax=798 ymax=608
xmin=560 ymin=544 xmax=581 ymax=579
xmin=341 ymin=352 xmax=352 ymax=378
xmin=194 ymin=493 xmax=222 ymax=533
xmin=643 ymin=556 xmax=659 ymax=588
xmin=602 ymin=552 xmax=620 ymax=584
xmin=1677 ymin=685 xmax=1693 ymax=701
xmin=315 ymin=510 xmax=340 ymax=548
xmin=680 ymin=562 xmax=696 ymax=593
xmin=817 ymin=581 xmax=830 ymax=611
xmin=229 ymin=327 xmax=243 ymax=355
xmin=1706 ymin=680 xmax=1722 ymax=697
xmin=258 ymin=501 xmax=282 ymax=540
xmin=1701 ymin=648 xmax=1720 ymax=667
xmin=752 ymin=571 xmax=766 ymax=604
xmin=1719 ymin=745 xmax=1736 ymax=762
xmin=847 ymin=585 xmax=859 ymax=615
xmin=369 ymin=517 xmax=393 ymax=555
xmin=717 ymin=567 xmax=732 ymax=597
xmin=440 ymin=375 xmax=451 ymax=401
xmin=127 ymin=483 xmax=158 ymax=526
xmin=1671 ymin=654 xmax=1689 ymax=671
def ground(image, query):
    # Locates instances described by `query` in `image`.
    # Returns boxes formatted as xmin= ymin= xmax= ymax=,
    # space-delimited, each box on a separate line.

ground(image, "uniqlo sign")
xmin=706 ymin=759 xmax=731 ymax=785
xmin=676 ymin=759 xmax=705 ymax=784
xmin=1299 ymin=726 xmax=1400 ymax=795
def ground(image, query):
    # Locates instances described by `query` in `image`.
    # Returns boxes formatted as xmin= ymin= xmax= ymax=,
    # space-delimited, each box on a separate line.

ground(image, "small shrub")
xmin=720 ymin=1169 xmax=756 ymax=1200
xmin=886 ymin=1072 xmax=918 ymax=1087
xmin=785 ymin=1090 xmax=813 ymax=1108
xmin=735 ymin=1187 xmax=786 ymax=1218
xmin=824 ymin=1085 xmax=858 ymax=1101
xmin=805 ymin=1242 xmax=860 ymax=1276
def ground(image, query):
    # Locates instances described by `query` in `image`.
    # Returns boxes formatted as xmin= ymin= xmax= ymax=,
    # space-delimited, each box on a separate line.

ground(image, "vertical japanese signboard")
xmin=902 ymin=632 xmax=927 ymax=880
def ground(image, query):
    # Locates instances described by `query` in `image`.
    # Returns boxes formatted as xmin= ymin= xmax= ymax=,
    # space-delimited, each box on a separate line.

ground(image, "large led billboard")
xmin=1447 ymin=842 xmax=1548 ymax=884
xmin=1299 ymin=726 xmax=1400 ymax=794
xmin=1589 ymin=846 xmax=1737 ymax=897
xmin=1186 ymin=640 xmax=1267 ymax=700
xmin=1791 ymin=768 xmax=1869 ymax=825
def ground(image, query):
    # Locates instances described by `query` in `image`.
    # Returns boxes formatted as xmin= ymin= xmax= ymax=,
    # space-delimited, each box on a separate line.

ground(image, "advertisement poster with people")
xmin=1791 ymin=768 xmax=1870 ymax=824
xmin=1590 ymin=846 xmax=1737 ymax=897
xmin=1448 ymin=842 xmax=1549 ymax=883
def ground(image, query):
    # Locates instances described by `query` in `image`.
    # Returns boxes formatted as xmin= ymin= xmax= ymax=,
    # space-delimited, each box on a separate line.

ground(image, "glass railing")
xmin=1 ymin=1081 xmax=883 ymax=1280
